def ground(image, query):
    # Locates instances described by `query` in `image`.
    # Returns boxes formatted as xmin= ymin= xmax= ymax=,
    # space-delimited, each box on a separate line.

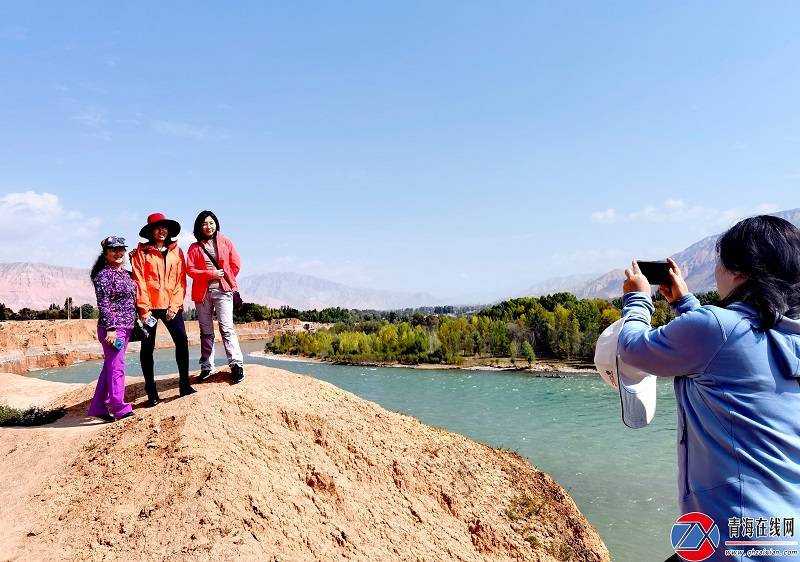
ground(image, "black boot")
xmin=179 ymin=369 xmax=196 ymax=396
xmin=231 ymin=364 xmax=245 ymax=384
xmin=197 ymin=369 xmax=212 ymax=382
xmin=143 ymin=375 xmax=160 ymax=406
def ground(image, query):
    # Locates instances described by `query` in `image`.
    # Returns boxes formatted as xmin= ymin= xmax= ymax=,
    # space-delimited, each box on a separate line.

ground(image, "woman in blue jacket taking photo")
xmin=620 ymin=215 xmax=800 ymax=562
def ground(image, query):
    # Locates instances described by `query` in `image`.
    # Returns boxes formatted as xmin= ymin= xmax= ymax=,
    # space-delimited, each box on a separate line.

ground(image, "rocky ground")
xmin=0 ymin=366 xmax=610 ymax=562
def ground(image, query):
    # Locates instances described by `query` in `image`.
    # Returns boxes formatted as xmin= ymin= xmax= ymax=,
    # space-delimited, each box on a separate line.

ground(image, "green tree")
xmin=652 ymin=299 xmax=673 ymax=328
xmin=549 ymin=305 xmax=580 ymax=358
xmin=599 ymin=308 xmax=621 ymax=331
xmin=490 ymin=320 xmax=511 ymax=357
xmin=696 ymin=291 xmax=721 ymax=306
xmin=521 ymin=341 xmax=535 ymax=366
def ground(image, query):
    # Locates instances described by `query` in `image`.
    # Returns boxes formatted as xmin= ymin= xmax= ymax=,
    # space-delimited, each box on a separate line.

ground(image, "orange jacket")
xmin=129 ymin=241 xmax=187 ymax=317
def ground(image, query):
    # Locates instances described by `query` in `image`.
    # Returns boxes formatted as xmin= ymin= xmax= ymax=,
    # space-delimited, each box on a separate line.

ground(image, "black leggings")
xmin=140 ymin=309 xmax=190 ymax=398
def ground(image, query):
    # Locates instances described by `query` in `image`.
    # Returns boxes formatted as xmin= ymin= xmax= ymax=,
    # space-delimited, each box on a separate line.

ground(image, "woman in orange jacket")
xmin=130 ymin=212 xmax=196 ymax=405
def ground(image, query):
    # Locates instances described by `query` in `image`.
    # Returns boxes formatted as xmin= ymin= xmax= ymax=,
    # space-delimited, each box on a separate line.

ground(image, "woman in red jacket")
xmin=186 ymin=210 xmax=244 ymax=383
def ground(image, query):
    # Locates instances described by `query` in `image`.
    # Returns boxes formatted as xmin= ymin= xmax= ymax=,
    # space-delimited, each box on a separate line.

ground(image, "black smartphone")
xmin=636 ymin=260 xmax=672 ymax=286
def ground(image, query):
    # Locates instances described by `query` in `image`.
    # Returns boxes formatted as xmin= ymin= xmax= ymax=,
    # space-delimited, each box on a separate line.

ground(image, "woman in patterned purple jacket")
xmin=87 ymin=236 xmax=137 ymax=422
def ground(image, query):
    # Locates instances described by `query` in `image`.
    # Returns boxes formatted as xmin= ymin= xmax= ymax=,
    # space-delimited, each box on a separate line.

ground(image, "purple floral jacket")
xmin=93 ymin=266 xmax=137 ymax=330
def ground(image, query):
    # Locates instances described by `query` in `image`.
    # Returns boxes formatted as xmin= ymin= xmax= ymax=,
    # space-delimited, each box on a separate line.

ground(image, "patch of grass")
xmin=504 ymin=493 xmax=545 ymax=521
xmin=548 ymin=542 xmax=574 ymax=561
xmin=0 ymin=404 xmax=66 ymax=426
xmin=524 ymin=535 xmax=540 ymax=547
xmin=496 ymin=447 xmax=525 ymax=461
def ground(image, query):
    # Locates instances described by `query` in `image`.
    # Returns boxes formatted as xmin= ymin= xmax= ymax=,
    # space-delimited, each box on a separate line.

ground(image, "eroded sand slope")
xmin=0 ymin=366 xmax=609 ymax=561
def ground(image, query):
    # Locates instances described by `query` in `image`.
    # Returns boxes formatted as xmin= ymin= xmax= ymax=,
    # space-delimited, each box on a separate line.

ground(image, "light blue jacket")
xmin=619 ymin=292 xmax=800 ymax=561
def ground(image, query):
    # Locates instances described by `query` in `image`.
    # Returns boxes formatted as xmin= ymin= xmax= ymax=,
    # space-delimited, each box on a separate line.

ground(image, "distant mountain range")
xmin=526 ymin=208 xmax=800 ymax=299
xmin=2 ymin=208 xmax=798 ymax=311
xmin=519 ymin=274 xmax=599 ymax=299
xmin=237 ymin=273 xmax=438 ymax=310
xmin=0 ymin=264 xmax=439 ymax=312
xmin=0 ymin=263 xmax=96 ymax=311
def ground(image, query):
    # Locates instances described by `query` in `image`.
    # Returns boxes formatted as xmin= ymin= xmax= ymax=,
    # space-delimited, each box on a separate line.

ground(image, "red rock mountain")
xmin=0 ymin=262 xmax=96 ymax=311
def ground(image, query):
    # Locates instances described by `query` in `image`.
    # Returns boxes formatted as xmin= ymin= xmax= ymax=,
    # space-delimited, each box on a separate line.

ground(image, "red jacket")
xmin=186 ymin=233 xmax=241 ymax=303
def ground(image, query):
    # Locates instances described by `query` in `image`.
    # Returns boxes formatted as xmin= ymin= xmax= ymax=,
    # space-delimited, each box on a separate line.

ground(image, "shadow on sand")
xmin=17 ymin=370 xmax=238 ymax=430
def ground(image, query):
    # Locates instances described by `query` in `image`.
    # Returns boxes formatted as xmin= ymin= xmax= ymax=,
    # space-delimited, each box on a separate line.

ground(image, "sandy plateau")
xmin=0 ymin=366 xmax=609 ymax=561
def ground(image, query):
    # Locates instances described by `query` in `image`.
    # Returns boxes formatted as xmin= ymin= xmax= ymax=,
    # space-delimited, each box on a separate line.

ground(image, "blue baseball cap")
xmin=101 ymin=236 xmax=128 ymax=249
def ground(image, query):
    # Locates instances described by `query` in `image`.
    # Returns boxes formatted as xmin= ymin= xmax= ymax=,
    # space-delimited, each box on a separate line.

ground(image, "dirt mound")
xmin=1 ymin=366 xmax=609 ymax=561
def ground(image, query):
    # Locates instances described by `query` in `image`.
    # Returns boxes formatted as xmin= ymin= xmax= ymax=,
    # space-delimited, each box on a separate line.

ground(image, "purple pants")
xmin=87 ymin=326 xmax=133 ymax=419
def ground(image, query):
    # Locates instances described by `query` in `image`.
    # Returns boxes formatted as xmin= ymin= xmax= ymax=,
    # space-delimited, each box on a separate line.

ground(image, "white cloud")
xmin=175 ymin=232 xmax=197 ymax=250
xmin=72 ymin=108 xmax=106 ymax=128
xmin=591 ymin=208 xmax=617 ymax=223
xmin=626 ymin=200 xmax=778 ymax=228
xmin=0 ymin=191 xmax=103 ymax=265
xmin=71 ymin=107 xmax=112 ymax=141
xmin=152 ymin=120 xmax=210 ymax=140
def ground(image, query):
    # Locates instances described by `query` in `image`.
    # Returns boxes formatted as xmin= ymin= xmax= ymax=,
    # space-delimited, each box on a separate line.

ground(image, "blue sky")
xmin=1 ymin=2 xmax=798 ymax=301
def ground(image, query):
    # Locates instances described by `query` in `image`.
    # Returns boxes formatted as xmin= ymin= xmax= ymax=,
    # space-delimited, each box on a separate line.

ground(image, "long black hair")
xmin=193 ymin=210 xmax=221 ymax=241
xmin=717 ymin=215 xmax=800 ymax=329
xmin=90 ymin=250 xmax=108 ymax=281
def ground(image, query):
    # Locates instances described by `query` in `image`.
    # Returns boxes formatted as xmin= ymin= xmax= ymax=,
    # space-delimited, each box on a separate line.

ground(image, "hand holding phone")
xmin=104 ymin=330 xmax=117 ymax=345
xmin=657 ymin=258 xmax=689 ymax=304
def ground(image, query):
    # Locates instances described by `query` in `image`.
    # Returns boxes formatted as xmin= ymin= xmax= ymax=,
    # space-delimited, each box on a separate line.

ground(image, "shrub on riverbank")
xmin=0 ymin=404 xmax=66 ymax=426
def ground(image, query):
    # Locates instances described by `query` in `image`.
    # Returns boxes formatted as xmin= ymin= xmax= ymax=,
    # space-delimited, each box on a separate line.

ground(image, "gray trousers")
xmin=196 ymin=288 xmax=243 ymax=370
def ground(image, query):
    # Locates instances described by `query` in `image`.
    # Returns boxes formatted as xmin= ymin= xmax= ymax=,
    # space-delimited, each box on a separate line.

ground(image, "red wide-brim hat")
xmin=139 ymin=212 xmax=181 ymax=239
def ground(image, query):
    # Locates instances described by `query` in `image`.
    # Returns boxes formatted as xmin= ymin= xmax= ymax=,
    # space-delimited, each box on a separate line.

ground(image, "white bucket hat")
xmin=594 ymin=318 xmax=657 ymax=429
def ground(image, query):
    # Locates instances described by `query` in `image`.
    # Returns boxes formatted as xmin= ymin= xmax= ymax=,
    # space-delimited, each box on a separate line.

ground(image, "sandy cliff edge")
xmin=0 ymin=366 xmax=610 ymax=561
xmin=0 ymin=319 xmax=326 ymax=375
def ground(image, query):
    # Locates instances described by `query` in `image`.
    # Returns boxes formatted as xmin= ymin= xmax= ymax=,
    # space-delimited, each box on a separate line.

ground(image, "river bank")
xmin=0 ymin=319 xmax=329 ymax=375
xmin=253 ymin=351 xmax=597 ymax=376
